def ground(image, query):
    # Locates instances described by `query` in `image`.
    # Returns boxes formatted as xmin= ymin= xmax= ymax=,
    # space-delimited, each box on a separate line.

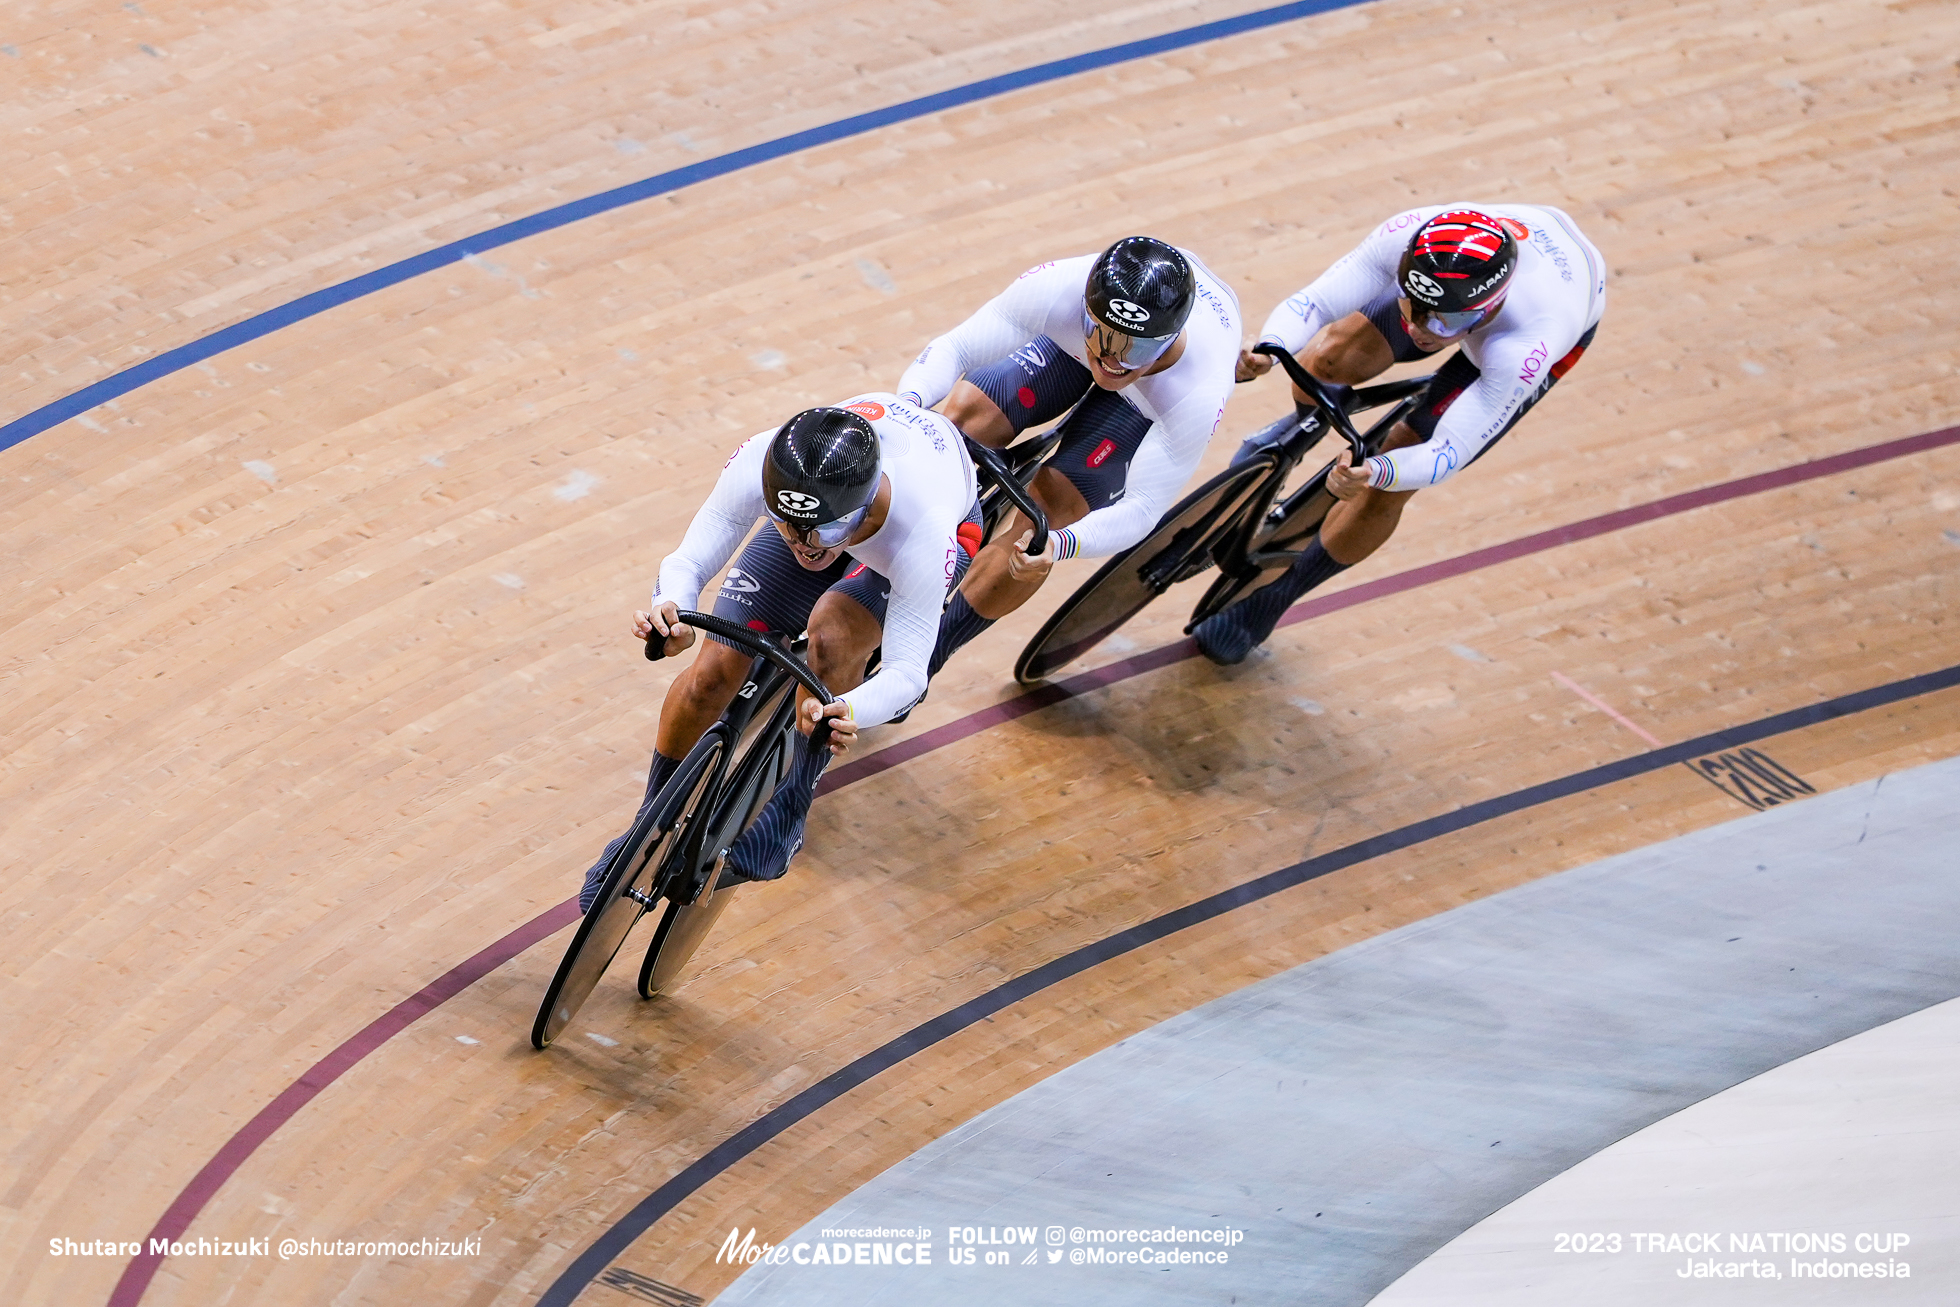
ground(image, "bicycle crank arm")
xmin=1241 ymin=544 xmax=1312 ymax=571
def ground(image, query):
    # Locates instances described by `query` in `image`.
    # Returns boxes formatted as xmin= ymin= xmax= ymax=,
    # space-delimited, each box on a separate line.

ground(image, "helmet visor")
xmin=1401 ymin=297 xmax=1499 ymax=339
xmin=768 ymin=501 xmax=869 ymax=549
xmin=1083 ymin=309 xmax=1177 ymax=374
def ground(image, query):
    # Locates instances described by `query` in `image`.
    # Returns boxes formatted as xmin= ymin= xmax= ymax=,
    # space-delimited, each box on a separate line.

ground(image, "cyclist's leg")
xmin=580 ymin=532 xmax=842 ymax=909
xmin=1319 ymin=325 xmax=1595 ymax=565
xmin=947 ymin=336 xmax=1089 ymax=448
xmin=934 ymin=469 xmax=1090 ymax=676
xmin=965 ymin=386 xmax=1149 ymax=610
xmin=933 ymin=341 xmax=1096 ymax=671
xmin=944 ymin=383 xmax=1016 ymax=448
xmin=728 ymin=505 xmax=982 ymax=881
xmin=720 ymin=585 xmax=881 ymax=883
xmin=1193 ymin=356 xmax=1461 ymax=666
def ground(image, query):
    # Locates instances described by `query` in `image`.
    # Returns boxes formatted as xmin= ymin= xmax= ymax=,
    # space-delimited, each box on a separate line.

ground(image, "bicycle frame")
xmin=1227 ymin=378 xmax=1431 ymax=574
xmin=1014 ymin=346 xmax=1446 ymax=682
xmin=644 ymin=611 xmax=839 ymax=905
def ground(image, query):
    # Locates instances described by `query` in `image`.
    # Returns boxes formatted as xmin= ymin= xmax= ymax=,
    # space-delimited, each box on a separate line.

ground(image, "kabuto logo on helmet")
xmin=1404 ymin=270 xmax=1446 ymax=303
xmin=1104 ymin=298 xmax=1152 ymax=328
xmin=774 ymin=490 xmax=822 ymax=517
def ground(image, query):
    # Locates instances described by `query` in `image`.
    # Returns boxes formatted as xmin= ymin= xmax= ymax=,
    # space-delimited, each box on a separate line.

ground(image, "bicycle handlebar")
xmin=1252 ymin=344 xmax=1366 ymax=457
xmin=645 ymin=610 xmax=838 ymax=749
xmin=964 ymin=435 xmax=1049 ymax=556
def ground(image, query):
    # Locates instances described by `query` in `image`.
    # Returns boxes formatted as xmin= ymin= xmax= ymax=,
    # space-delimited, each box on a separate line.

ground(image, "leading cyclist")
xmin=579 ymin=397 xmax=981 ymax=909
xmin=897 ymin=236 xmax=1241 ymax=675
xmin=1194 ymin=204 xmax=1607 ymax=663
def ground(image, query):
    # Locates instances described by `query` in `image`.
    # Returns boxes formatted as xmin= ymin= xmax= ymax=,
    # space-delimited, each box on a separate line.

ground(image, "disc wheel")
xmin=638 ymin=890 xmax=742 ymax=998
xmin=1014 ymin=458 xmax=1274 ymax=684
xmin=530 ymin=731 xmax=724 ymax=1049
xmin=636 ymin=675 xmax=799 ymax=997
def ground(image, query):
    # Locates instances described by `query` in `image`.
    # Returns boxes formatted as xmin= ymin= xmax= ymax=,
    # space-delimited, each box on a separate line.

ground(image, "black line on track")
xmin=537 ymin=661 xmax=1960 ymax=1304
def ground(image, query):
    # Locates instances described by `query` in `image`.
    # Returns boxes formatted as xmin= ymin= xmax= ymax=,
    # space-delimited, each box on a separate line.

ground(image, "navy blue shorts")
xmin=709 ymin=503 xmax=983 ymax=646
xmin=967 ymin=336 xmax=1154 ymax=509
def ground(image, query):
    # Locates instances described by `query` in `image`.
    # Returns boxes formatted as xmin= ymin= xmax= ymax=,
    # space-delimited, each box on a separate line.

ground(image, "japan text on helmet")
xmin=1083 ymin=237 xmax=1195 ymax=366
xmin=762 ymin=408 xmax=882 ymax=547
xmin=1397 ymin=210 xmax=1519 ymax=318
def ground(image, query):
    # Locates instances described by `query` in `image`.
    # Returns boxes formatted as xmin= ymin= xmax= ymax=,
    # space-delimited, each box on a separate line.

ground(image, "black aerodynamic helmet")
xmin=1397 ymin=209 xmax=1519 ymax=318
xmin=762 ymin=407 xmax=882 ymax=547
xmin=1084 ymin=236 xmax=1196 ymax=345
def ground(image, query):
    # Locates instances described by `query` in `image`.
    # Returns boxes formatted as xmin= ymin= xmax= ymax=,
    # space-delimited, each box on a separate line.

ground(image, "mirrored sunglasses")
xmin=1083 ymin=310 xmax=1176 ymax=373
xmin=1402 ymin=297 xmax=1499 ymax=339
xmin=770 ymin=502 xmax=869 ymax=549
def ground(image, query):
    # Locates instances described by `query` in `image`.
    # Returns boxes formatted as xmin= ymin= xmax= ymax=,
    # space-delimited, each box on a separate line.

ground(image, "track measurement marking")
xmin=1551 ymin=671 xmax=1663 ymax=747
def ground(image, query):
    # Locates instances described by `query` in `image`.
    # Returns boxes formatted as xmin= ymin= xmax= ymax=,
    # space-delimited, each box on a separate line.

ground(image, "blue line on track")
xmin=534 ymin=660 xmax=1960 ymax=1305
xmin=2 ymin=0 xmax=1362 ymax=457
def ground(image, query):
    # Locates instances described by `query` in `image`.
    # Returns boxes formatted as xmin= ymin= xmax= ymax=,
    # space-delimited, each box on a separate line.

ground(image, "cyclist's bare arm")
xmin=1239 ymin=310 xmax=1397 ymax=388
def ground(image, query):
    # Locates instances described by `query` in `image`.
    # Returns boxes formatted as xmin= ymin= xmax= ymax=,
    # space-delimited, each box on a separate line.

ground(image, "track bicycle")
xmin=1013 ymin=345 xmax=1437 ymax=683
xmin=532 ymin=442 xmax=1048 ymax=1050
xmin=531 ymin=614 xmax=837 ymax=1048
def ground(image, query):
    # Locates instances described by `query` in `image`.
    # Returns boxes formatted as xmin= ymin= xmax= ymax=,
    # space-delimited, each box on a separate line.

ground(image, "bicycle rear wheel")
xmin=530 ymin=730 xmax=725 ymax=1049
xmin=638 ymin=891 xmax=742 ymax=998
xmin=1014 ymin=458 xmax=1274 ymax=684
xmin=635 ymin=671 xmax=799 ymax=997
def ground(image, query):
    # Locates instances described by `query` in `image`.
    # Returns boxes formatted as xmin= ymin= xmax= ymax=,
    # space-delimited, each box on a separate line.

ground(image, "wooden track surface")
xmin=3 ymin=0 xmax=1957 ymax=1303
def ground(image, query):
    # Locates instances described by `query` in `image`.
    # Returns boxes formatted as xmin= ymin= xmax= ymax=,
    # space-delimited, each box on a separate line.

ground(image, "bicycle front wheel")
xmin=530 ymin=730 xmax=726 ymax=1049
xmin=1014 ymin=458 xmax=1274 ymax=684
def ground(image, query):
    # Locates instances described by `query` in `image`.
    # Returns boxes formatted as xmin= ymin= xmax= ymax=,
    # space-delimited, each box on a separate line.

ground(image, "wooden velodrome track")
xmin=4 ymin=0 xmax=1957 ymax=1302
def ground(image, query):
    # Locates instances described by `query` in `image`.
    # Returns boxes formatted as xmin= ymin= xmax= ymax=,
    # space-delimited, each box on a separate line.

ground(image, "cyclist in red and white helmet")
xmin=1199 ymin=204 xmax=1607 ymax=664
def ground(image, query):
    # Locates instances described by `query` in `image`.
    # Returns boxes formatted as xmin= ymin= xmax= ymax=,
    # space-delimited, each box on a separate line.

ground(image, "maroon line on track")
xmin=107 ymin=422 xmax=1959 ymax=1305
xmin=105 ymin=901 xmax=581 ymax=1307
xmin=819 ymin=424 xmax=1960 ymax=794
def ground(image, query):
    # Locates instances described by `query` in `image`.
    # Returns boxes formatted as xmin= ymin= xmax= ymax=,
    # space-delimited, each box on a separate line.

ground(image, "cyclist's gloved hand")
xmin=799 ymin=697 xmax=857 ymax=756
xmin=637 ymin=601 xmax=696 ymax=657
xmin=1006 ymin=528 xmax=1057 ymax=583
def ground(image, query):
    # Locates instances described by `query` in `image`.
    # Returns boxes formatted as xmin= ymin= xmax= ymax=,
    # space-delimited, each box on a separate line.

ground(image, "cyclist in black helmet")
xmin=1197 ymin=204 xmax=1607 ymax=664
xmin=579 ymin=397 xmax=984 ymax=908
xmin=898 ymin=235 xmax=1241 ymax=677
